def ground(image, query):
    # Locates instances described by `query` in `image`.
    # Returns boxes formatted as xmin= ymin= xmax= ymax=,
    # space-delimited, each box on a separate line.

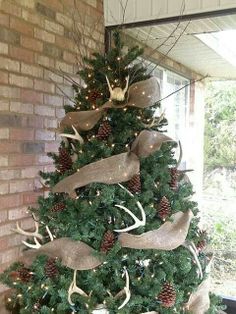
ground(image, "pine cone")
xmin=88 ymin=90 xmax=102 ymax=103
xmin=57 ymin=147 xmax=73 ymax=174
xmin=51 ymin=202 xmax=66 ymax=213
xmin=96 ymin=121 xmax=112 ymax=140
xmin=127 ymin=174 xmax=141 ymax=194
xmin=45 ymin=258 xmax=58 ymax=278
xmin=169 ymin=167 xmax=179 ymax=190
xmin=158 ymin=282 xmax=176 ymax=308
xmin=100 ymin=230 xmax=116 ymax=253
xmin=157 ymin=196 xmax=171 ymax=220
xmin=18 ymin=267 xmax=32 ymax=283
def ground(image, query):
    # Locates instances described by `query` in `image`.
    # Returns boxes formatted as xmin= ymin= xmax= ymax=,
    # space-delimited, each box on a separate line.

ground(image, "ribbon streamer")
xmin=60 ymin=77 xmax=161 ymax=131
xmin=119 ymin=210 xmax=193 ymax=250
xmin=22 ymin=211 xmax=192 ymax=270
xmin=52 ymin=130 xmax=173 ymax=197
xmin=185 ymin=278 xmax=210 ymax=314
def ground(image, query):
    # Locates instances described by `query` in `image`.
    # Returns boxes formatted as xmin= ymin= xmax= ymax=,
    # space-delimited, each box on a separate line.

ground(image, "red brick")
xmin=44 ymin=94 xmax=63 ymax=107
xmin=34 ymin=28 xmax=55 ymax=43
xmin=56 ymin=35 xmax=75 ymax=52
xmin=56 ymin=108 xmax=65 ymax=118
xmin=21 ymin=166 xmax=43 ymax=178
xmin=55 ymin=61 xmax=73 ymax=74
xmin=9 ymin=154 xmax=35 ymax=167
xmin=35 ymin=105 xmax=55 ymax=117
xmin=1 ymin=2 xmax=22 ymax=17
xmin=8 ymin=206 xmax=29 ymax=220
xmin=0 ymin=247 xmax=20 ymax=264
xmin=0 ymin=100 xmax=9 ymax=111
xmin=23 ymin=191 xmax=42 ymax=205
xmin=21 ymin=62 xmax=43 ymax=78
xmin=10 ymin=17 xmax=33 ymax=36
xmin=22 ymin=9 xmax=42 ymax=26
xmin=21 ymin=36 xmax=43 ymax=52
xmin=34 ymin=79 xmax=55 ymax=93
xmin=0 ymin=194 xmax=22 ymax=210
xmin=9 ymin=73 xmax=33 ymax=88
xmin=0 ymin=12 xmax=9 ymax=27
xmin=0 ymin=156 xmax=8 ymax=167
xmin=0 ymin=56 xmax=20 ymax=72
xmin=0 ymin=42 xmax=8 ymax=55
xmin=21 ymin=89 xmax=43 ymax=104
xmin=10 ymin=102 xmax=34 ymax=114
xmin=37 ymin=154 xmax=53 ymax=164
xmin=10 ymin=180 xmax=34 ymax=194
xmin=0 ymin=86 xmax=20 ymax=99
xmin=35 ymin=54 xmax=55 ymax=67
xmin=45 ymin=142 xmax=59 ymax=152
xmin=63 ymin=51 xmax=76 ymax=64
xmin=35 ymin=129 xmax=55 ymax=141
xmin=0 ymin=70 xmax=8 ymax=84
xmin=0 ymin=182 xmax=9 ymax=195
xmin=0 ymin=210 xmax=8 ymax=224
xmin=10 ymin=128 xmax=34 ymax=141
xmin=0 ymin=169 xmax=21 ymax=181
xmin=27 ymin=116 xmax=44 ymax=128
xmin=0 ymin=128 xmax=9 ymax=139
xmin=10 ymin=46 xmax=34 ymax=63
xmin=44 ymin=118 xmax=57 ymax=129
xmin=40 ymin=0 xmax=63 ymax=12
xmin=0 ymin=142 xmax=21 ymax=153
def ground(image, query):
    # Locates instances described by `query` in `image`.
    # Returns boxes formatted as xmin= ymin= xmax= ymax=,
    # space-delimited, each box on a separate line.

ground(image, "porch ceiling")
xmin=125 ymin=14 xmax=236 ymax=79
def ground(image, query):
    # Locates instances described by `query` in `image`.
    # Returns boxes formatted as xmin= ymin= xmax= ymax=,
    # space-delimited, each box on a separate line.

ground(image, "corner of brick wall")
xmin=0 ymin=0 xmax=104 ymax=306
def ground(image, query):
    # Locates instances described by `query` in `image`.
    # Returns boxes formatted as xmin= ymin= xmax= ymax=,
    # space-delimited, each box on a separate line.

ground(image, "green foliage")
xmin=0 ymin=31 xmax=223 ymax=313
xmin=204 ymin=81 xmax=236 ymax=171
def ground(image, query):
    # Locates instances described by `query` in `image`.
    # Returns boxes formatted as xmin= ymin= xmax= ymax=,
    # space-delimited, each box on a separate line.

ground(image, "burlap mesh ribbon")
xmin=22 ymin=210 xmax=192 ymax=270
xmin=185 ymin=278 xmax=210 ymax=314
xmin=60 ymin=77 xmax=160 ymax=131
xmin=119 ymin=210 xmax=193 ymax=250
xmin=52 ymin=130 xmax=173 ymax=197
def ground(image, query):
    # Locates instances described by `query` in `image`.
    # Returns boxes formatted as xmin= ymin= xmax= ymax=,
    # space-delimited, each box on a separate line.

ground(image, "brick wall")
xmin=0 ymin=0 xmax=104 ymax=308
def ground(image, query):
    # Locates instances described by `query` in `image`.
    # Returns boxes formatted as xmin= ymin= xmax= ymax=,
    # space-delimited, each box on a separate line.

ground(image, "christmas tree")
xmin=0 ymin=32 xmax=225 ymax=314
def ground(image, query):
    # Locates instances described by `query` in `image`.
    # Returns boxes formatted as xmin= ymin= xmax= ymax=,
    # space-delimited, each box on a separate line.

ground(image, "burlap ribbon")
xmin=22 ymin=210 xmax=192 ymax=270
xmin=52 ymin=130 xmax=173 ymax=197
xmin=23 ymin=238 xmax=102 ymax=270
xmin=60 ymin=77 xmax=160 ymax=131
xmin=185 ymin=278 xmax=210 ymax=314
xmin=119 ymin=210 xmax=193 ymax=250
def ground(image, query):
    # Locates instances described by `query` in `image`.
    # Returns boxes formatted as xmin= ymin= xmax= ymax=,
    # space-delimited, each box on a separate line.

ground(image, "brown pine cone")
xmin=44 ymin=258 xmax=58 ymax=278
xmin=169 ymin=167 xmax=179 ymax=190
xmin=157 ymin=282 xmax=176 ymax=308
xmin=157 ymin=196 xmax=171 ymax=220
xmin=96 ymin=121 xmax=112 ymax=140
xmin=57 ymin=147 xmax=73 ymax=174
xmin=127 ymin=174 xmax=141 ymax=194
xmin=88 ymin=90 xmax=102 ymax=103
xmin=100 ymin=230 xmax=116 ymax=253
xmin=196 ymin=230 xmax=207 ymax=252
xmin=51 ymin=202 xmax=66 ymax=213
xmin=18 ymin=267 xmax=32 ymax=283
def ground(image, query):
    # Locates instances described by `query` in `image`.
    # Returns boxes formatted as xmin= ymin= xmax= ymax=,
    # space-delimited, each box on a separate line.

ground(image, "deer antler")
xmin=142 ymin=111 xmax=165 ymax=128
xmin=123 ymin=76 xmax=129 ymax=94
xmin=105 ymin=76 xmax=113 ymax=96
xmin=22 ymin=237 xmax=41 ymax=249
xmin=60 ymin=125 xmax=84 ymax=144
xmin=114 ymin=184 xmax=146 ymax=233
xmin=13 ymin=214 xmax=43 ymax=240
xmin=183 ymin=240 xmax=203 ymax=279
xmin=68 ymin=270 xmax=88 ymax=306
xmin=118 ymin=267 xmax=131 ymax=310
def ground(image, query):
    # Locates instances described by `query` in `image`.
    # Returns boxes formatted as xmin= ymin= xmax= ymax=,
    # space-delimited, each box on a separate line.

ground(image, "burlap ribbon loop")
xmin=185 ymin=278 xmax=210 ymax=314
xmin=52 ymin=130 xmax=174 ymax=197
xmin=60 ymin=77 xmax=161 ymax=131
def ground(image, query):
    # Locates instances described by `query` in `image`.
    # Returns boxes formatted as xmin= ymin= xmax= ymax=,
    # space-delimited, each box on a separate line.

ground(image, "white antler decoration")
xmin=68 ymin=270 xmax=88 ymax=306
xmin=105 ymin=76 xmax=129 ymax=102
xmin=142 ymin=111 xmax=165 ymax=128
xmin=13 ymin=216 xmax=54 ymax=249
xmin=60 ymin=125 xmax=84 ymax=144
xmin=183 ymin=240 xmax=203 ymax=279
xmin=13 ymin=214 xmax=43 ymax=240
xmin=118 ymin=267 xmax=131 ymax=310
xmin=114 ymin=184 xmax=146 ymax=233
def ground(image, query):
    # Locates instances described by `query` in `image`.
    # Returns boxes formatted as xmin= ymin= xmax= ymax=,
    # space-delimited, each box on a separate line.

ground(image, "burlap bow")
xmin=52 ymin=130 xmax=173 ymax=197
xmin=22 ymin=210 xmax=192 ymax=270
xmin=60 ymin=77 xmax=160 ymax=131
